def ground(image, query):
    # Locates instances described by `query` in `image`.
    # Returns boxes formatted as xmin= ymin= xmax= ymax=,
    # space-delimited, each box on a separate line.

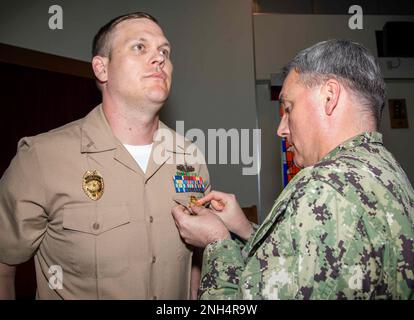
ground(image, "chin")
xmin=147 ymin=88 xmax=169 ymax=104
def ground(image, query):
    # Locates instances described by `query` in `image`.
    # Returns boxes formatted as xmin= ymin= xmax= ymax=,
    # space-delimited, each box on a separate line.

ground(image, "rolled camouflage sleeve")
xmin=230 ymin=222 xmax=260 ymax=253
xmin=199 ymin=239 xmax=245 ymax=299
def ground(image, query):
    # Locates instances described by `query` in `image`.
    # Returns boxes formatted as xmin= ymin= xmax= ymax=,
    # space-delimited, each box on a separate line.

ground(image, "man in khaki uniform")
xmin=0 ymin=12 xmax=209 ymax=299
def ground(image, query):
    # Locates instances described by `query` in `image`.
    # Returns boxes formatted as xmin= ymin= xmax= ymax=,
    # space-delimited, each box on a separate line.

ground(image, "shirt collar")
xmin=319 ymin=131 xmax=383 ymax=162
xmin=80 ymin=104 xmax=185 ymax=155
xmin=80 ymin=104 xmax=117 ymax=153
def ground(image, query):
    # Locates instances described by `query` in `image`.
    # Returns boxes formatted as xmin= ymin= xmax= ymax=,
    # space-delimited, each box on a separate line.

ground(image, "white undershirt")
xmin=123 ymin=143 xmax=153 ymax=173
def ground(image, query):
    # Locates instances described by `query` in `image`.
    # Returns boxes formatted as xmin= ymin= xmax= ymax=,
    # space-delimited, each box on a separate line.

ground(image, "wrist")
xmin=238 ymin=221 xmax=253 ymax=241
xmin=209 ymin=230 xmax=231 ymax=244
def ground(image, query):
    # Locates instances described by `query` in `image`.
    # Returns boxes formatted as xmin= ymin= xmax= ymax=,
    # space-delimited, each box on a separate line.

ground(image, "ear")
xmin=92 ymin=56 xmax=108 ymax=83
xmin=322 ymin=78 xmax=340 ymax=116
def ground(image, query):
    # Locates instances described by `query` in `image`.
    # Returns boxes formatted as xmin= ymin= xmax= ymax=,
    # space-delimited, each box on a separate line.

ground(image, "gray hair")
xmin=283 ymin=39 xmax=386 ymax=127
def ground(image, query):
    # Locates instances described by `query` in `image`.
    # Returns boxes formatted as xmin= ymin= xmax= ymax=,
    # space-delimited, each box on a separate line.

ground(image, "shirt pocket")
xmin=63 ymin=203 xmax=131 ymax=278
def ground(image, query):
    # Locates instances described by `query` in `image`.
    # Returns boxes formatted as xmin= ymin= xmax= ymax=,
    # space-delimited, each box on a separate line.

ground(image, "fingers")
xmin=196 ymin=190 xmax=230 ymax=206
xmin=210 ymin=199 xmax=225 ymax=211
xmin=171 ymin=205 xmax=189 ymax=223
xmin=195 ymin=193 xmax=214 ymax=206
xmin=189 ymin=204 xmax=210 ymax=215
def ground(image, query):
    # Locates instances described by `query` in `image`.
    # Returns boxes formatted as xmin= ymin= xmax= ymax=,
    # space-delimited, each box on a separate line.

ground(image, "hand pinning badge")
xmin=82 ymin=170 xmax=104 ymax=201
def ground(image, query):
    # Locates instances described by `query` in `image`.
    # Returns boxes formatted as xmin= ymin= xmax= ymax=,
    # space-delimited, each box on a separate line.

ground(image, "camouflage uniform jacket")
xmin=199 ymin=132 xmax=414 ymax=299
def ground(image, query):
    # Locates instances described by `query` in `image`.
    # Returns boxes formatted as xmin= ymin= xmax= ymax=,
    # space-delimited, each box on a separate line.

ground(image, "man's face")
xmin=104 ymin=18 xmax=173 ymax=108
xmin=277 ymin=70 xmax=325 ymax=168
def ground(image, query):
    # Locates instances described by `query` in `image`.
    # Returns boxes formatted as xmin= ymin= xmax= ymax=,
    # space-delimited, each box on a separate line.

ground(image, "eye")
xmin=133 ymin=43 xmax=145 ymax=52
xmin=280 ymin=103 xmax=288 ymax=114
xmin=160 ymin=48 xmax=170 ymax=58
xmin=284 ymin=105 xmax=292 ymax=114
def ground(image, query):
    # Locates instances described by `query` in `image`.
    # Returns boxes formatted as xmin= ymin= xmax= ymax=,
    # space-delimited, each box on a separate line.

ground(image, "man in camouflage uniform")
xmin=172 ymin=39 xmax=414 ymax=299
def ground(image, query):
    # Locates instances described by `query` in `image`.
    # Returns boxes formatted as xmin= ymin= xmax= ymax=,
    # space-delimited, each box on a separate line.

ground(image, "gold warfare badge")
xmin=82 ymin=170 xmax=104 ymax=201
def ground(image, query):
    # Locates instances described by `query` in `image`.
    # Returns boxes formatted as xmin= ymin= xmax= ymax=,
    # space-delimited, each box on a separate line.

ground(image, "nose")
xmin=151 ymin=49 xmax=165 ymax=70
xmin=277 ymin=114 xmax=289 ymax=138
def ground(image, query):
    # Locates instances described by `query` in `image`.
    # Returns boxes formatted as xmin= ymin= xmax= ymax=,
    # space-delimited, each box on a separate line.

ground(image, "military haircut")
xmin=283 ymin=39 xmax=387 ymax=128
xmin=92 ymin=12 xmax=159 ymax=58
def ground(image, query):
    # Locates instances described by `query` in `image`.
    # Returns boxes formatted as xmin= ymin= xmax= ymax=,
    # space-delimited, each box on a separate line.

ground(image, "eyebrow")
xmin=127 ymin=37 xmax=171 ymax=49
xmin=279 ymin=94 xmax=289 ymax=105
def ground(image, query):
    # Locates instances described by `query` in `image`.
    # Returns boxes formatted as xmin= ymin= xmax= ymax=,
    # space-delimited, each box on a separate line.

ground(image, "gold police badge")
xmin=82 ymin=170 xmax=104 ymax=201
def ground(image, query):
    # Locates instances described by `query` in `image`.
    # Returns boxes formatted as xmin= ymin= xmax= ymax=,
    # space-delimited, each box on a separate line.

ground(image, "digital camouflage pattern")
xmin=199 ymin=132 xmax=414 ymax=299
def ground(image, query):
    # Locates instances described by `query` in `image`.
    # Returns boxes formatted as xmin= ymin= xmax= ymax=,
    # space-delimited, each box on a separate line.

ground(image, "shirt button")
xmin=152 ymin=256 xmax=156 ymax=264
xmin=149 ymin=216 xmax=154 ymax=223
xmin=92 ymin=222 xmax=100 ymax=230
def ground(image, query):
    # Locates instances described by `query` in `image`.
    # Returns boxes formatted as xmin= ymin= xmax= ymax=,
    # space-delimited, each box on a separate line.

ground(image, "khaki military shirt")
xmin=199 ymin=132 xmax=414 ymax=299
xmin=0 ymin=105 xmax=210 ymax=299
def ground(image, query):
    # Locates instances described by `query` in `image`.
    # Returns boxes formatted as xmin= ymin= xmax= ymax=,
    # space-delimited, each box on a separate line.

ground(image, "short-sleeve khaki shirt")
xmin=0 ymin=105 xmax=210 ymax=299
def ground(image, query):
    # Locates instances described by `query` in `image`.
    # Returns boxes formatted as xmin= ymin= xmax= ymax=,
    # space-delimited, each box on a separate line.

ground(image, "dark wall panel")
xmin=0 ymin=61 xmax=101 ymax=299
